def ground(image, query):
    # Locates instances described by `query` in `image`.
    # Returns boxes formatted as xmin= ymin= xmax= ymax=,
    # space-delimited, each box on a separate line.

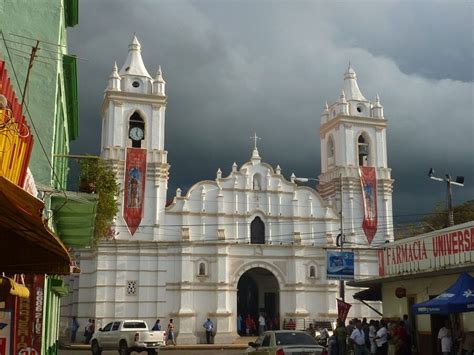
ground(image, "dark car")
xmin=246 ymin=330 xmax=327 ymax=355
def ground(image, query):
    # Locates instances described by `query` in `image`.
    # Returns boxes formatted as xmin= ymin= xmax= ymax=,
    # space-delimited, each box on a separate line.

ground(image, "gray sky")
xmin=69 ymin=0 xmax=474 ymax=226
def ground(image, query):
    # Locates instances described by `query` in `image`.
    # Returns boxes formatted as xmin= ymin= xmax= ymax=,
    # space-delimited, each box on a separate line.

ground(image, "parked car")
xmin=90 ymin=320 xmax=166 ymax=355
xmin=246 ymin=330 xmax=327 ymax=355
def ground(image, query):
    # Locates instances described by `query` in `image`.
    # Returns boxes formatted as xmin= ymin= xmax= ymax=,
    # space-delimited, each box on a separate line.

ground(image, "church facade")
xmin=62 ymin=37 xmax=393 ymax=343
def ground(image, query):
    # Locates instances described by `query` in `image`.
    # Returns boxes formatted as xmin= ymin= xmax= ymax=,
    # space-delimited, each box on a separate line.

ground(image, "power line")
xmin=0 ymin=31 xmax=69 ymax=207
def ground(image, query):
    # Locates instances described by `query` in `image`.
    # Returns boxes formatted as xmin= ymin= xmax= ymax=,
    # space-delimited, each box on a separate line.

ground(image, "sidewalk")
xmin=62 ymin=338 xmax=252 ymax=351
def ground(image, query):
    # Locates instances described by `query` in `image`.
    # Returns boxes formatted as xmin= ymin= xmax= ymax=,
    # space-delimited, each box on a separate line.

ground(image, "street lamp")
xmin=294 ymin=175 xmax=345 ymax=301
xmin=428 ymin=168 xmax=465 ymax=227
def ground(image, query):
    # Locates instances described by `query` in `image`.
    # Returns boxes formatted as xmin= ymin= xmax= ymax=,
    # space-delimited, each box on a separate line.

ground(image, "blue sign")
xmin=326 ymin=251 xmax=354 ymax=280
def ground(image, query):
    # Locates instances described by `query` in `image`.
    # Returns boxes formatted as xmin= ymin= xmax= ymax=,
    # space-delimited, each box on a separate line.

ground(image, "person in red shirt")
xmin=393 ymin=321 xmax=411 ymax=355
xmin=287 ymin=319 xmax=296 ymax=330
xmin=245 ymin=314 xmax=256 ymax=336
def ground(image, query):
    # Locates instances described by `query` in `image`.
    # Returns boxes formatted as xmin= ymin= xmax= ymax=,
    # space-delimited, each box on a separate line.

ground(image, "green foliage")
xmin=423 ymin=200 xmax=474 ymax=231
xmin=395 ymin=200 xmax=474 ymax=240
xmin=78 ymin=158 xmax=119 ymax=246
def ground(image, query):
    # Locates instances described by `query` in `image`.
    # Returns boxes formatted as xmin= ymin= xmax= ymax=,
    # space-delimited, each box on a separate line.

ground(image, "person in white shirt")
xmin=438 ymin=320 xmax=453 ymax=355
xmin=258 ymin=314 xmax=266 ymax=335
xmin=350 ymin=320 xmax=370 ymax=355
xmin=369 ymin=320 xmax=377 ymax=354
xmin=375 ymin=320 xmax=388 ymax=355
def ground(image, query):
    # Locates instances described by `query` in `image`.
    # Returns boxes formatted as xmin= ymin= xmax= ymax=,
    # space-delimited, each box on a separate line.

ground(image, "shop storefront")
xmin=349 ymin=221 xmax=474 ymax=355
xmin=1 ymin=59 xmax=71 ymax=354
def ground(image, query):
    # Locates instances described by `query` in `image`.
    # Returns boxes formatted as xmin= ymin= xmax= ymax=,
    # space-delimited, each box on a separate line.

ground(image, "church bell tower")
xmin=101 ymin=35 xmax=168 ymax=240
xmin=318 ymin=65 xmax=394 ymax=246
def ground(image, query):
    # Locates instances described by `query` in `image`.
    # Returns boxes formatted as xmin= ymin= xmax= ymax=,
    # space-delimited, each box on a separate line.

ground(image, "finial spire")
xmin=119 ymin=34 xmax=151 ymax=78
xmin=340 ymin=90 xmax=347 ymax=103
xmin=250 ymin=133 xmax=261 ymax=161
xmin=324 ymin=101 xmax=329 ymax=111
xmin=343 ymin=64 xmax=366 ymax=101
xmin=251 ymin=132 xmax=261 ymax=150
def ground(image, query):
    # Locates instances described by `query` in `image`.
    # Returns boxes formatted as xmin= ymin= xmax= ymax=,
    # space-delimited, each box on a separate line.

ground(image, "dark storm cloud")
xmin=68 ymin=0 xmax=474 ymax=222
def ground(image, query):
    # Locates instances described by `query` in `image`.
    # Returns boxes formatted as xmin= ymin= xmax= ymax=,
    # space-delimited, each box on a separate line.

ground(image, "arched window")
xmin=250 ymin=217 xmax=265 ymax=244
xmin=357 ymin=134 xmax=370 ymax=166
xmin=309 ymin=265 xmax=316 ymax=278
xmin=129 ymin=112 xmax=145 ymax=148
xmin=327 ymin=137 xmax=335 ymax=167
xmin=253 ymin=173 xmax=262 ymax=190
xmin=198 ymin=262 xmax=206 ymax=276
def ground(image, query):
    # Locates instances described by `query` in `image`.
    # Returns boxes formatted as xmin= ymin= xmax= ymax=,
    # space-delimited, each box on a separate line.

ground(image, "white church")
xmin=63 ymin=36 xmax=394 ymax=343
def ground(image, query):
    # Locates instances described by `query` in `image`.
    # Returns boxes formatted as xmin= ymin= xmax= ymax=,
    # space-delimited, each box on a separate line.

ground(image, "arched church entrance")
xmin=237 ymin=267 xmax=279 ymax=335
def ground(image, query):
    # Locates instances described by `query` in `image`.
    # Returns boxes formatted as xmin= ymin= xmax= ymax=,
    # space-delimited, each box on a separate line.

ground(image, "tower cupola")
xmin=372 ymin=94 xmax=384 ymax=118
xmin=321 ymin=101 xmax=329 ymax=124
xmin=152 ymin=65 xmax=166 ymax=96
xmin=338 ymin=90 xmax=349 ymax=115
xmin=107 ymin=62 xmax=121 ymax=91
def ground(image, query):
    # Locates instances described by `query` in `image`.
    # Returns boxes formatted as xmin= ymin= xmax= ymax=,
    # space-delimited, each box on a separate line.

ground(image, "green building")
xmin=0 ymin=0 xmax=78 ymax=189
xmin=1 ymin=1 xmax=97 ymax=354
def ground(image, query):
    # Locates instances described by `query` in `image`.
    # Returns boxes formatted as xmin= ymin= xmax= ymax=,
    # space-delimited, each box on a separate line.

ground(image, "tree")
xmin=423 ymin=200 xmax=474 ymax=231
xmin=78 ymin=158 xmax=119 ymax=245
xmin=395 ymin=200 xmax=474 ymax=240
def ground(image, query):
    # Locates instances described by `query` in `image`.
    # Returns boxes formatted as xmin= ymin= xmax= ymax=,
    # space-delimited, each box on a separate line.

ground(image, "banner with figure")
xmin=359 ymin=166 xmax=377 ymax=244
xmin=124 ymin=148 xmax=147 ymax=235
xmin=337 ymin=298 xmax=352 ymax=322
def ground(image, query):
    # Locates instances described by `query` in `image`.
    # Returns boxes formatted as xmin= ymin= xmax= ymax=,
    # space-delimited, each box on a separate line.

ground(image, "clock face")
xmin=129 ymin=126 xmax=144 ymax=141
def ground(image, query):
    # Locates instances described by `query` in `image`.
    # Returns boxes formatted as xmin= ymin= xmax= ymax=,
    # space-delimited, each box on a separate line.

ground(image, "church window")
xmin=198 ymin=262 xmax=206 ymax=276
xmin=357 ymin=134 xmax=370 ymax=166
xmin=253 ymin=173 xmax=262 ymax=190
xmin=132 ymin=81 xmax=140 ymax=88
xmin=327 ymin=137 xmax=335 ymax=167
xmin=309 ymin=265 xmax=316 ymax=278
xmin=126 ymin=280 xmax=137 ymax=296
xmin=129 ymin=112 xmax=145 ymax=148
xmin=357 ymin=105 xmax=364 ymax=113
xmin=250 ymin=217 xmax=265 ymax=244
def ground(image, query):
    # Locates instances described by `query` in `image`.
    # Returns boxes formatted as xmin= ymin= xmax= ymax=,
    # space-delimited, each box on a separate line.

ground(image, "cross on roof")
xmin=250 ymin=132 xmax=261 ymax=150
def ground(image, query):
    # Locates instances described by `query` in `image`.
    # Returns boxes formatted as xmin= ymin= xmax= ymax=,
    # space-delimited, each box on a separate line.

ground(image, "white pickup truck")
xmin=90 ymin=320 xmax=166 ymax=355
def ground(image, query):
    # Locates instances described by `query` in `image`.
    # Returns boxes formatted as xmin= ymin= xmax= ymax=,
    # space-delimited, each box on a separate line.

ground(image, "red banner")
xmin=14 ymin=275 xmax=43 ymax=355
xmin=337 ymin=298 xmax=352 ymax=323
xmin=123 ymin=148 xmax=147 ymax=235
xmin=377 ymin=250 xmax=385 ymax=276
xmin=359 ymin=167 xmax=377 ymax=244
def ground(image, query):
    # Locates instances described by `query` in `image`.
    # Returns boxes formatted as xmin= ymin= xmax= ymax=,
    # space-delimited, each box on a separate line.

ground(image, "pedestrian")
xmin=402 ymin=314 xmax=414 ymax=348
xmin=307 ymin=323 xmax=316 ymax=338
xmin=71 ymin=317 xmax=80 ymax=343
xmin=362 ymin=318 xmax=370 ymax=349
xmin=328 ymin=332 xmax=339 ymax=355
xmin=375 ymin=319 xmax=388 ymax=355
xmin=203 ymin=318 xmax=214 ymax=344
xmin=258 ymin=313 xmax=266 ymax=335
xmin=86 ymin=319 xmax=95 ymax=344
xmin=237 ymin=314 xmax=242 ymax=335
xmin=393 ymin=321 xmax=410 ymax=355
xmin=245 ymin=314 xmax=256 ymax=336
xmin=335 ymin=320 xmax=347 ymax=355
xmin=438 ymin=320 xmax=453 ymax=355
xmin=369 ymin=320 xmax=377 ymax=354
xmin=152 ymin=319 xmax=161 ymax=331
xmin=167 ymin=319 xmax=176 ymax=345
xmin=287 ymin=319 xmax=296 ymax=330
xmin=453 ymin=321 xmax=463 ymax=355
xmin=350 ymin=319 xmax=370 ymax=355
xmin=84 ymin=319 xmax=92 ymax=344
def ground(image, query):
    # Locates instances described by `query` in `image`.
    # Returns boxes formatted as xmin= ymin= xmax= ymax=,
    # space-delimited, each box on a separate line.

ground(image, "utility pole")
xmin=339 ymin=173 xmax=345 ymax=301
xmin=428 ymin=169 xmax=464 ymax=227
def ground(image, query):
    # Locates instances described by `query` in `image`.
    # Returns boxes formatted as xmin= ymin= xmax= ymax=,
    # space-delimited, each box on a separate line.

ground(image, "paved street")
xmin=60 ymin=350 xmax=245 ymax=355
